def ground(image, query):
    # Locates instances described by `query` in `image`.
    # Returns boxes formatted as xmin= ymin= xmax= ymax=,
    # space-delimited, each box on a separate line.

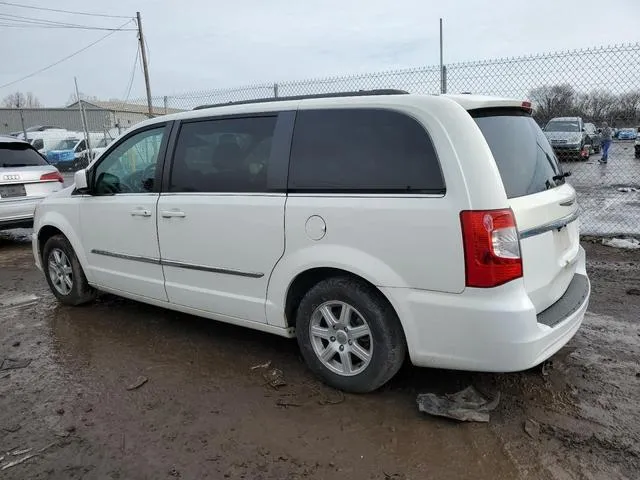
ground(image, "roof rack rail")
xmin=193 ymin=89 xmax=409 ymax=110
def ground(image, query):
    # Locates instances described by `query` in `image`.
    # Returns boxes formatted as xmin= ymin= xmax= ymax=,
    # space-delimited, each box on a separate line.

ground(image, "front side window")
xmin=288 ymin=109 xmax=444 ymax=193
xmin=169 ymin=116 xmax=277 ymax=193
xmin=92 ymin=127 xmax=164 ymax=195
xmin=75 ymin=140 xmax=86 ymax=152
xmin=32 ymin=139 xmax=44 ymax=150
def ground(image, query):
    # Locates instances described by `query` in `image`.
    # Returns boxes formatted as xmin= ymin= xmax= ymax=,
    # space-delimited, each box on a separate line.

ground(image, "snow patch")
xmin=602 ymin=238 xmax=640 ymax=249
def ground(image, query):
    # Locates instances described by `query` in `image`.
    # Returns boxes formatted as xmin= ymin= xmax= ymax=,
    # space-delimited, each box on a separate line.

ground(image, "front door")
xmin=157 ymin=114 xmax=288 ymax=322
xmin=79 ymin=125 xmax=170 ymax=301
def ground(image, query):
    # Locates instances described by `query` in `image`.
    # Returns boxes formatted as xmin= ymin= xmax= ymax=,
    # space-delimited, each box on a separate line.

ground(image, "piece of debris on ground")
xmin=263 ymin=368 xmax=286 ymax=389
xmin=1 ymin=454 xmax=37 ymax=471
xmin=250 ymin=361 xmax=271 ymax=370
xmin=126 ymin=376 xmax=148 ymax=391
xmin=0 ymin=358 xmax=32 ymax=371
xmin=524 ymin=418 xmax=541 ymax=439
xmin=417 ymin=386 xmax=500 ymax=423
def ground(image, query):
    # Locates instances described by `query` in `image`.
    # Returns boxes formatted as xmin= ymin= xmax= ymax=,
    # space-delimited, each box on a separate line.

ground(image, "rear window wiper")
xmin=553 ymin=172 xmax=572 ymax=181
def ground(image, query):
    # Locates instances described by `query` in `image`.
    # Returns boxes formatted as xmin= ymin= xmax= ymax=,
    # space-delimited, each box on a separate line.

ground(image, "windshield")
xmin=473 ymin=110 xmax=565 ymax=199
xmin=545 ymin=120 xmax=580 ymax=132
xmin=53 ymin=139 xmax=79 ymax=150
xmin=0 ymin=143 xmax=48 ymax=167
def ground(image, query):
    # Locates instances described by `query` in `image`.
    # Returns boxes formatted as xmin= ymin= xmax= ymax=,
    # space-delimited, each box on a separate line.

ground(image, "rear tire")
xmin=43 ymin=234 xmax=96 ymax=306
xmin=295 ymin=276 xmax=406 ymax=393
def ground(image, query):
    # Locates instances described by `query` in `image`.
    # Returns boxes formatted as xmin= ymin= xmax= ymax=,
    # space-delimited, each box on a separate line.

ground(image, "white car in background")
xmin=0 ymin=136 xmax=63 ymax=230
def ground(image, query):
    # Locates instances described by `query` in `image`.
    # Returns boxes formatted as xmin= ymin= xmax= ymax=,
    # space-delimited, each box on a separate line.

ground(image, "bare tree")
xmin=529 ymin=84 xmax=576 ymax=124
xmin=584 ymin=90 xmax=616 ymax=124
xmin=2 ymin=91 xmax=42 ymax=108
xmin=67 ymin=92 xmax=99 ymax=105
xmin=614 ymin=91 xmax=640 ymax=125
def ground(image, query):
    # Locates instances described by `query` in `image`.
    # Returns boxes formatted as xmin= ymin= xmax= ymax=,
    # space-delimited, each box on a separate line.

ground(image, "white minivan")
xmin=32 ymin=91 xmax=590 ymax=392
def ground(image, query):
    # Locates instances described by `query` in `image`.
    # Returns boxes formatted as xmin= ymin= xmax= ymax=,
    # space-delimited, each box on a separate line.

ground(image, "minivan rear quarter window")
xmin=1 ymin=143 xmax=48 ymax=167
xmin=472 ymin=110 xmax=565 ymax=199
xmin=288 ymin=109 xmax=444 ymax=193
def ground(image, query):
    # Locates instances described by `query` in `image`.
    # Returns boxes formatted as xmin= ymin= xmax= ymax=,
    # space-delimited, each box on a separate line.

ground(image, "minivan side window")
xmin=288 ymin=109 xmax=445 ymax=193
xmin=169 ymin=116 xmax=277 ymax=193
xmin=92 ymin=127 xmax=164 ymax=195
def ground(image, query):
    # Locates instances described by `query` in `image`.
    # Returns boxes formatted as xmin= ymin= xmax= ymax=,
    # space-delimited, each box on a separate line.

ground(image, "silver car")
xmin=0 ymin=136 xmax=64 ymax=230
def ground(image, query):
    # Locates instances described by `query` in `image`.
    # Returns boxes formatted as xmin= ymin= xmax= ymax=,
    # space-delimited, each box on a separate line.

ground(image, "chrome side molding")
xmin=90 ymin=250 xmax=264 ymax=278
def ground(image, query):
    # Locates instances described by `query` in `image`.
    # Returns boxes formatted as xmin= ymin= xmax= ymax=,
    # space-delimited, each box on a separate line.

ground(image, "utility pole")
xmin=74 ymin=77 xmax=91 ymax=162
xmin=19 ymin=109 xmax=28 ymax=141
xmin=136 ymin=11 xmax=153 ymax=118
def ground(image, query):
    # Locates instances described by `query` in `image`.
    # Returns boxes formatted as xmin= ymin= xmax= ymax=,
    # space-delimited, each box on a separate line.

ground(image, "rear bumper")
xmin=383 ymin=246 xmax=589 ymax=372
xmin=0 ymin=196 xmax=45 ymax=230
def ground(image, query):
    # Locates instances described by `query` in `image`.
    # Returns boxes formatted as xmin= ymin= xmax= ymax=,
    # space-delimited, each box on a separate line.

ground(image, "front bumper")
xmin=382 ymin=246 xmax=589 ymax=372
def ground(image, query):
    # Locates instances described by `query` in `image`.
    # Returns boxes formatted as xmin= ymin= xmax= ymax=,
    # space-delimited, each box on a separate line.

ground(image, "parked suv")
xmin=1 ymin=136 xmax=64 ymax=230
xmin=32 ymin=92 xmax=590 ymax=393
xmin=544 ymin=116 xmax=588 ymax=160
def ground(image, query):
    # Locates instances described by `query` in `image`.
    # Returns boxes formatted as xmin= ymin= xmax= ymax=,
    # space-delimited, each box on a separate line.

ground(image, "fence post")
xmin=273 ymin=83 xmax=279 ymax=98
xmin=163 ymin=96 xmax=168 ymax=114
xmin=442 ymin=65 xmax=447 ymax=94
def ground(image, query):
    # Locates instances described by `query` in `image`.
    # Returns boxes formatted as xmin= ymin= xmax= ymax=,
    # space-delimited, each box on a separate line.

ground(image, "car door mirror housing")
xmin=74 ymin=168 xmax=89 ymax=192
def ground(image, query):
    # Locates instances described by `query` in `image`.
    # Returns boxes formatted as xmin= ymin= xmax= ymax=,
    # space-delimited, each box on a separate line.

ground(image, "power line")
xmin=0 ymin=19 xmax=134 ymax=90
xmin=122 ymin=44 xmax=140 ymax=103
xmin=0 ymin=21 xmax=136 ymax=31
xmin=0 ymin=1 xmax=131 ymax=19
xmin=0 ymin=12 xmax=136 ymax=30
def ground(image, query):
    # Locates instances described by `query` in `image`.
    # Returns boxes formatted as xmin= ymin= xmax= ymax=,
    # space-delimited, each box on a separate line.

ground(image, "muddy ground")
xmin=0 ymin=233 xmax=638 ymax=480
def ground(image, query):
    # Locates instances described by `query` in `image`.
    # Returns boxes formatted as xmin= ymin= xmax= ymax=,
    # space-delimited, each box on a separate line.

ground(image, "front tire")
xmin=43 ymin=234 xmax=96 ymax=306
xmin=295 ymin=276 xmax=406 ymax=393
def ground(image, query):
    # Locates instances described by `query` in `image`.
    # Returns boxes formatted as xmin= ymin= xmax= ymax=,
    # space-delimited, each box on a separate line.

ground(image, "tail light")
xmin=40 ymin=171 xmax=64 ymax=183
xmin=460 ymin=209 xmax=522 ymax=288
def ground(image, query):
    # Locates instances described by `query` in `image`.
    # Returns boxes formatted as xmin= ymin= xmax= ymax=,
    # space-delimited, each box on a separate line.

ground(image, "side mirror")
xmin=581 ymin=127 xmax=585 ymax=132
xmin=74 ymin=168 xmax=89 ymax=192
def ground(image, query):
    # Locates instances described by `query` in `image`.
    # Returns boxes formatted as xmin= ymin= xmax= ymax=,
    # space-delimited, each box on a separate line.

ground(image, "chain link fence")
xmin=2 ymin=43 xmax=638 ymax=236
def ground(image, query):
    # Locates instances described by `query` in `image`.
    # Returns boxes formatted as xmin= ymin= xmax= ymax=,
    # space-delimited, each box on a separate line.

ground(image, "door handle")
xmin=161 ymin=209 xmax=186 ymax=218
xmin=130 ymin=208 xmax=152 ymax=217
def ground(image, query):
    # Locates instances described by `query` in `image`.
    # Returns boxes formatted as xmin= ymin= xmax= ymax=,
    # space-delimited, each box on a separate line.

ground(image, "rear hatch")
xmin=1 ymin=143 xmax=62 ymax=198
xmin=472 ymin=109 xmax=580 ymax=313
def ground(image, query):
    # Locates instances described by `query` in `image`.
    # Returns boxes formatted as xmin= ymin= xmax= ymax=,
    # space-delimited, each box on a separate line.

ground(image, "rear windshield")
xmin=472 ymin=110 xmax=565 ymax=199
xmin=0 ymin=143 xmax=49 ymax=167
xmin=544 ymin=120 xmax=580 ymax=132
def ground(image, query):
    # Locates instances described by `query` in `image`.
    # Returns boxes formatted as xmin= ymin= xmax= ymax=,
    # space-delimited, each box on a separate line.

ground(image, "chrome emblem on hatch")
xmin=3 ymin=174 xmax=20 ymax=180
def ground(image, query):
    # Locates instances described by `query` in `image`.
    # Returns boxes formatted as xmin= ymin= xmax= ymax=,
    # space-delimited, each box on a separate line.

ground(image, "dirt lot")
xmin=0 ymin=233 xmax=638 ymax=480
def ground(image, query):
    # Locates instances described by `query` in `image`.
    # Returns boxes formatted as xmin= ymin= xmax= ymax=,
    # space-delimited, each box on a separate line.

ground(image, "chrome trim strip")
xmin=91 ymin=249 xmax=160 ymax=265
xmin=90 ymin=249 xmax=263 ymax=278
xmin=161 ymin=259 xmax=264 ymax=278
xmin=519 ymin=210 xmax=580 ymax=239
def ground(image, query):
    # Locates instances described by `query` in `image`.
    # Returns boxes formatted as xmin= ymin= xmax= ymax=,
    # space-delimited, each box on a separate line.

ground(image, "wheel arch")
xmin=282 ymin=267 xmax=403 ymax=335
xmin=35 ymin=214 xmax=91 ymax=280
